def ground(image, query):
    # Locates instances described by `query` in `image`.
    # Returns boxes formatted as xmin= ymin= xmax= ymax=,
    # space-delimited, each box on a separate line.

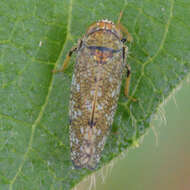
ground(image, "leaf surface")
xmin=0 ymin=0 xmax=190 ymax=189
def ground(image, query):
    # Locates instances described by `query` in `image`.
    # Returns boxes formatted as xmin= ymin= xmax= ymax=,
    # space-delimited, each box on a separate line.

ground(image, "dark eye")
xmin=121 ymin=38 xmax=127 ymax=43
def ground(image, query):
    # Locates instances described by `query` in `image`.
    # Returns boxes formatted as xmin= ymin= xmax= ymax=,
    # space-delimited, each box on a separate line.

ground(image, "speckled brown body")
xmin=69 ymin=20 xmax=128 ymax=169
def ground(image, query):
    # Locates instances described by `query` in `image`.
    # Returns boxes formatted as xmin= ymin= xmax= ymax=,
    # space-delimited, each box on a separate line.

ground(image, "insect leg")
xmin=123 ymin=46 xmax=136 ymax=101
xmin=119 ymin=24 xmax=133 ymax=42
xmin=124 ymin=63 xmax=131 ymax=97
xmin=52 ymin=46 xmax=77 ymax=73
xmin=116 ymin=11 xmax=133 ymax=42
xmin=52 ymin=40 xmax=83 ymax=73
xmin=124 ymin=64 xmax=137 ymax=101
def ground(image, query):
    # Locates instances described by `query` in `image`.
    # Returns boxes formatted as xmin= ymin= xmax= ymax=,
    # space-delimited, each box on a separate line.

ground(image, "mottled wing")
xmin=69 ymin=43 xmax=125 ymax=169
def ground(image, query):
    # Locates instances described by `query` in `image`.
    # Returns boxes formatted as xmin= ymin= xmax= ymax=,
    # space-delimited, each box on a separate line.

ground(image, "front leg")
xmin=116 ymin=11 xmax=133 ymax=43
xmin=52 ymin=40 xmax=83 ymax=73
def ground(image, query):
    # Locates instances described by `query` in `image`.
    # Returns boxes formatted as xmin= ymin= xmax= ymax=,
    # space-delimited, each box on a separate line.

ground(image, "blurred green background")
xmin=78 ymin=80 xmax=190 ymax=190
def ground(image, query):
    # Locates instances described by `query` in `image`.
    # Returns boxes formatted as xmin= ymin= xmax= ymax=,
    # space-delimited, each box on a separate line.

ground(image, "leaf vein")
xmin=0 ymin=112 xmax=32 ymax=127
xmin=125 ymin=0 xmax=174 ymax=108
xmin=8 ymin=0 xmax=74 ymax=188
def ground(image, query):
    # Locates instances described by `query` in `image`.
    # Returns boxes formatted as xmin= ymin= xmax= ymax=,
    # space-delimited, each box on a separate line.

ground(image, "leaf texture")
xmin=0 ymin=0 xmax=190 ymax=189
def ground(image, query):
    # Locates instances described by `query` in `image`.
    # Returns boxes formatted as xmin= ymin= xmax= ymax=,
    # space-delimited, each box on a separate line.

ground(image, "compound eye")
xmin=121 ymin=38 xmax=127 ymax=43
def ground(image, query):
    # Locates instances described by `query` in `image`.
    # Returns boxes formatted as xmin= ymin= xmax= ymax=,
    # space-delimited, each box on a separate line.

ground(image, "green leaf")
xmin=0 ymin=0 xmax=190 ymax=189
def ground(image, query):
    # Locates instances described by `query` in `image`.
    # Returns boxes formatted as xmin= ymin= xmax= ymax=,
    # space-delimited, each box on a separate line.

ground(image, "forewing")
xmin=69 ymin=44 xmax=126 ymax=169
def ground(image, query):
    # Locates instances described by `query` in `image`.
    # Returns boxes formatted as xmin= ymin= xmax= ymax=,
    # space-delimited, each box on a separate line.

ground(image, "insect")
xmin=53 ymin=12 xmax=134 ymax=169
